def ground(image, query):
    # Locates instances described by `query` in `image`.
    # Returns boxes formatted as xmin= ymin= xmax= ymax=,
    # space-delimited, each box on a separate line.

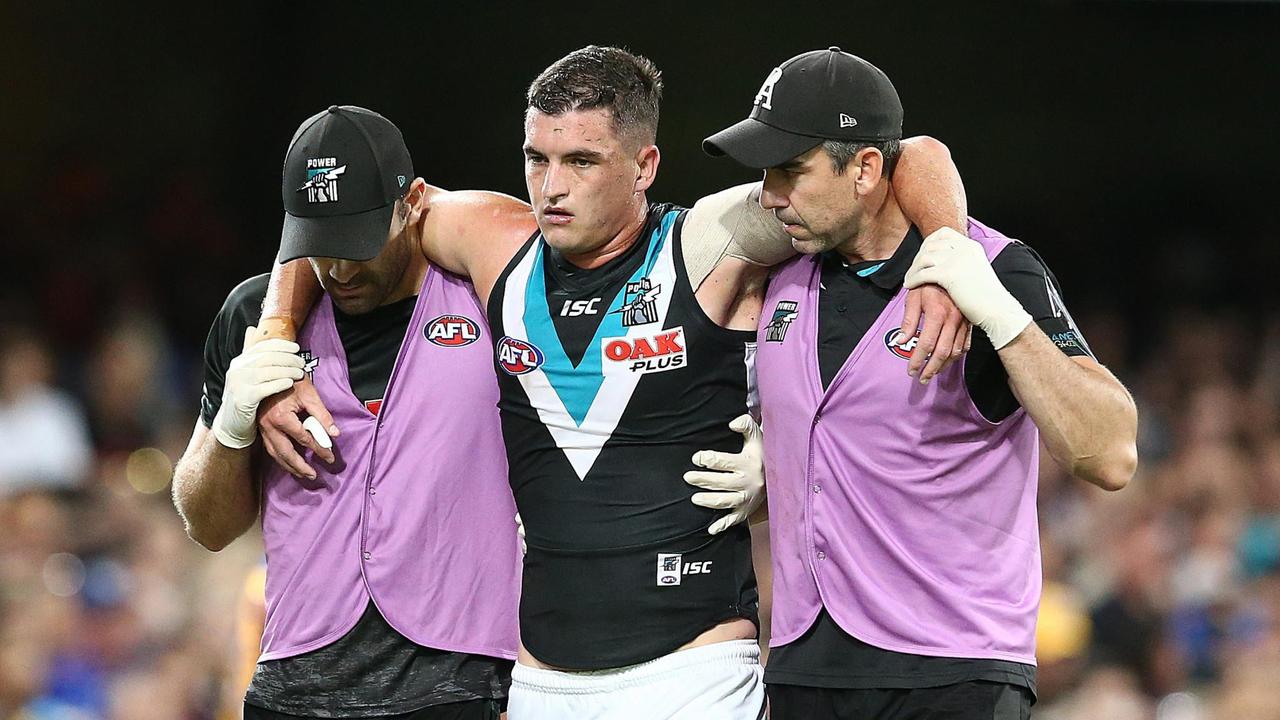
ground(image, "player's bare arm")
xmin=259 ymin=181 xmax=535 ymax=344
xmin=409 ymin=183 xmax=538 ymax=304
xmin=172 ymin=420 xmax=260 ymax=551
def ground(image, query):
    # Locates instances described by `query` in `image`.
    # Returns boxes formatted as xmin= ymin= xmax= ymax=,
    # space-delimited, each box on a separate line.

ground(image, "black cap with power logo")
xmin=703 ymin=47 xmax=902 ymax=169
xmin=277 ymin=105 xmax=413 ymax=263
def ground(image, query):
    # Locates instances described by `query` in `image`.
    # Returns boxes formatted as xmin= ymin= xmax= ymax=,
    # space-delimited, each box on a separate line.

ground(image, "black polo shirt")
xmin=764 ymin=226 xmax=1092 ymax=697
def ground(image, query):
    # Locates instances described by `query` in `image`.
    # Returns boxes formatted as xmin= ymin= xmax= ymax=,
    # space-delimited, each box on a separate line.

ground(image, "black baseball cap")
xmin=277 ymin=105 xmax=413 ymax=263
xmin=703 ymin=47 xmax=903 ymax=169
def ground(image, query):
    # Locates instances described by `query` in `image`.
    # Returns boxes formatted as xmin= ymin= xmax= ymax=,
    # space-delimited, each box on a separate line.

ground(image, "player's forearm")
xmin=173 ymin=426 xmax=260 ymax=551
xmin=998 ymin=326 xmax=1138 ymax=491
xmin=259 ymin=259 xmax=321 ymax=343
xmin=895 ymin=136 xmax=968 ymax=237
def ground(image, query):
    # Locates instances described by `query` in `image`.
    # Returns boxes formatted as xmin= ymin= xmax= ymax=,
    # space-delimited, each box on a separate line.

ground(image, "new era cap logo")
xmin=839 ymin=113 xmax=858 ymax=128
xmin=298 ymin=157 xmax=347 ymax=203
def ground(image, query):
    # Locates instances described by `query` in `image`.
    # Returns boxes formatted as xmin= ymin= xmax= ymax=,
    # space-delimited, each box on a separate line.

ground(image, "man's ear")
xmin=853 ymin=147 xmax=886 ymax=196
xmin=634 ymin=144 xmax=661 ymax=194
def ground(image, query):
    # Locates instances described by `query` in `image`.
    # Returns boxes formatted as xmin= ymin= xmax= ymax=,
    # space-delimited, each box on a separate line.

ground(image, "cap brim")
xmin=277 ymin=203 xmax=396 ymax=263
xmin=703 ymin=118 xmax=824 ymax=169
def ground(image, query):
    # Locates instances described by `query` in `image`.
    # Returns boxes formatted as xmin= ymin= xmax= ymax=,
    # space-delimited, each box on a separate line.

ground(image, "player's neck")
xmin=561 ymin=195 xmax=649 ymax=270
xmin=382 ymin=254 xmax=429 ymax=307
xmin=835 ymin=186 xmax=909 ymax=264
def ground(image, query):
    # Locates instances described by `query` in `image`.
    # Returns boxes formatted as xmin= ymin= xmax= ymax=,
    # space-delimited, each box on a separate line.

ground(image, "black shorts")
xmin=242 ymin=698 xmax=501 ymax=720
xmin=768 ymin=681 xmax=1031 ymax=720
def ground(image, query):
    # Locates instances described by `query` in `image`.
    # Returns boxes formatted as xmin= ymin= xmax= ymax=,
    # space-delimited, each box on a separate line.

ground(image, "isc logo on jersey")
xmin=497 ymin=336 xmax=545 ymax=375
xmin=425 ymin=315 xmax=480 ymax=347
xmin=601 ymin=326 xmax=687 ymax=376
xmin=656 ymin=552 xmax=713 ymax=587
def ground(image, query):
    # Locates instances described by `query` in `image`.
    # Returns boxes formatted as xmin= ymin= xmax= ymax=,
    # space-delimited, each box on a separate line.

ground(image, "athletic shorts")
xmin=242 ymin=698 xmax=500 ymax=720
xmin=508 ymin=639 xmax=764 ymax=719
xmin=767 ymin=681 xmax=1032 ymax=720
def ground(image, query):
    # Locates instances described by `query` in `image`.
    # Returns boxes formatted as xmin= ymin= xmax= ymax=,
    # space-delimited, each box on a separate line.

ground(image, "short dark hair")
xmin=527 ymin=46 xmax=663 ymax=144
xmin=822 ymin=139 xmax=902 ymax=178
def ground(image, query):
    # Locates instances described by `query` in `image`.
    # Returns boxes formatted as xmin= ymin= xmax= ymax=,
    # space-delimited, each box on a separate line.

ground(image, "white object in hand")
xmin=302 ymin=416 xmax=333 ymax=450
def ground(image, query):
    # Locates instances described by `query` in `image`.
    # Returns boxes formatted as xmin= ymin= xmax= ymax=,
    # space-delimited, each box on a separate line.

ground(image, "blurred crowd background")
xmin=3 ymin=1 xmax=1279 ymax=718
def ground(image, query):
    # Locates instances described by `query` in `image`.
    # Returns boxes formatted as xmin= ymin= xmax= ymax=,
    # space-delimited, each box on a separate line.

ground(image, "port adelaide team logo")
xmin=497 ymin=336 xmax=545 ymax=375
xmin=765 ymin=301 xmax=799 ymax=343
xmin=613 ymin=278 xmax=661 ymax=327
xmin=425 ymin=315 xmax=480 ymax=347
xmin=298 ymin=350 xmax=320 ymax=378
xmin=297 ymin=157 xmax=347 ymax=203
xmin=884 ymin=327 xmax=919 ymax=360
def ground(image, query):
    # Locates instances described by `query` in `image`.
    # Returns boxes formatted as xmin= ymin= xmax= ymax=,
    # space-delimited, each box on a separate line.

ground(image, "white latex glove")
xmin=685 ymin=414 xmax=766 ymax=535
xmin=212 ymin=326 xmax=306 ymax=449
xmin=903 ymin=228 xmax=1032 ymax=350
xmin=515 ymin=513 xmax=526 ymax=555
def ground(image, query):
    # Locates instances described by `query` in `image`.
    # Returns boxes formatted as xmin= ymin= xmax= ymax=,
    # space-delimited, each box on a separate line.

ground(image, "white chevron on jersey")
xmin=501 ymin=224 xmax=680 ymax=480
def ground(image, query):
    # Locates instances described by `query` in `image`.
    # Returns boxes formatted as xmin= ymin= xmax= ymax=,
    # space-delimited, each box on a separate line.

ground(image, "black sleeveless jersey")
xmin=487 ymin=203 xmax=760 ymax=669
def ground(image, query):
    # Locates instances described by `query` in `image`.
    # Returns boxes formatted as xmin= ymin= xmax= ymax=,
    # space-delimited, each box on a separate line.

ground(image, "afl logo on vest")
xmin=497 ymin=337 xmax=545 ymax=375
xmin=425 ymin=315 xmax=480 ymax=347
xmin=884 ymin=327 xmax=919 ymax=360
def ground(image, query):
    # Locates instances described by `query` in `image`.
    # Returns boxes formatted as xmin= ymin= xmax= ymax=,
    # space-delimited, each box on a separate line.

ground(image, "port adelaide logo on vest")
xmin=602 ymin=327 xmax=687 ymax=376
xmin=765 ymin=301 xmax=799 ymax=343
xmin=298 ymin=350 xmax=320 ymax=378
xmin=425 ymin=315 xmax=480 ymax=347
xmin=884 ymin=327 xmax=919 ymax=360
xmin=497 ymin=336 xmax=545 ymax=375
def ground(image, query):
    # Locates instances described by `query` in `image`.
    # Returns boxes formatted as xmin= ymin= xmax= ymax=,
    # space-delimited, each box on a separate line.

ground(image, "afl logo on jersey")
xmin=884 ymin=327 xmax=919 ymax=360
xmin=425 ymin=315 xmax=480 ymax=347
xmin=497 ymin=336 xmax=545 ymax=375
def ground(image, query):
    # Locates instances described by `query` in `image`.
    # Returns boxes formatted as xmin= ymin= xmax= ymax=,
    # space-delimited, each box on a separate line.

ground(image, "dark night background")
xmin=5 ymin=1 xmax=1278 ymax=357
xmin=3 ymin=3 xmax=1280 ymax=718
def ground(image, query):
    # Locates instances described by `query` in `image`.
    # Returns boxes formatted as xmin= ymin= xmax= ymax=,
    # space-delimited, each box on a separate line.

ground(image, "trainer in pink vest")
xmin=757 ymin=219 xmax=1041 ymax=665
xmin=257 ymin=267 xmax=521 ymax=662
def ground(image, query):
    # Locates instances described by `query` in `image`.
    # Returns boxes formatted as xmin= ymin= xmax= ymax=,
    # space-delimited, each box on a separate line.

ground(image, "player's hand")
xmin=905 ymin=227 xmax=1032 ymax=353
xmin=685 ymin=414 xmax=765 ymax=535
xmin=211 ymin=327 xmax=306 ymax=449
xmin=258 ymin=376 xmax=340 ymax=480
xmin=514 ymin=513 xmax=526 ymax=555
xmin=899 ymin=284 xmax=971 ymax=384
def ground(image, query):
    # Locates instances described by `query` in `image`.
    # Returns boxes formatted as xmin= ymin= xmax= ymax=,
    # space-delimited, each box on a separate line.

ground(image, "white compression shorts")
xmin=507 ymin=639 xmax=766 ymax=720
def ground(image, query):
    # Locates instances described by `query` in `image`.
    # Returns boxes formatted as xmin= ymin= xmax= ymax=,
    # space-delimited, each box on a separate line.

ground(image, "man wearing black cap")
xmin=172 ymin=106 xmax=525 ymax=720
xmin=252 ymin=47 xmax=974 ymax=718
xmin=705 ymin=48 xmax=1138 ymax=719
